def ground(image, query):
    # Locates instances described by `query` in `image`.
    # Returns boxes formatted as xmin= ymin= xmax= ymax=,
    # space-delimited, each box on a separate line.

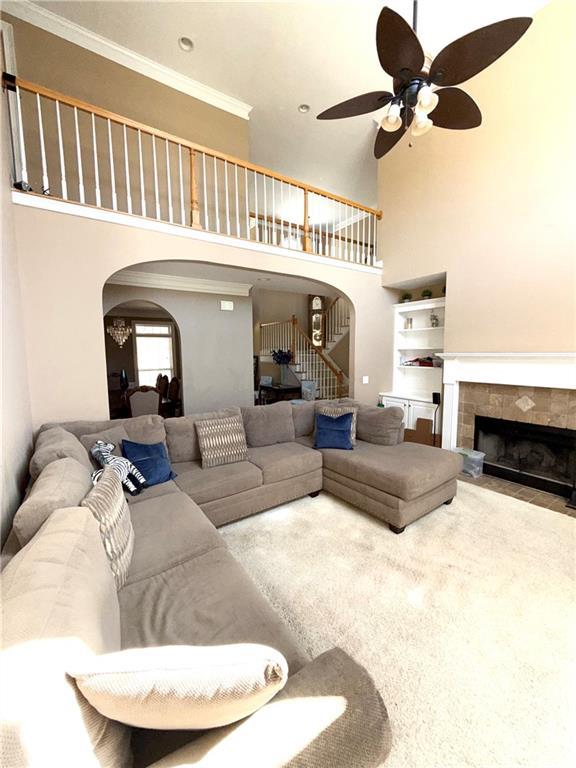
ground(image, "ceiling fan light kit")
xmin=317 ymin=3 xmax=533 ymax=158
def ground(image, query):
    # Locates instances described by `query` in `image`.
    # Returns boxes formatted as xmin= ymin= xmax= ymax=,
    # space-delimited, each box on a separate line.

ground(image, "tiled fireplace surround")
xmin=457 ymin=383 xmax=576 ymax=449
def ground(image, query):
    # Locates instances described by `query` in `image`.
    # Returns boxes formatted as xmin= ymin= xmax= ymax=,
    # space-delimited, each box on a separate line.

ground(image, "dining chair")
xmin=127 ymin=386 xmax=161 ymax=417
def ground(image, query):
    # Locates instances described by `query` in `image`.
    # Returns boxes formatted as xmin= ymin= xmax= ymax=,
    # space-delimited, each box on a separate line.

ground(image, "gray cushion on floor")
xmin=247 ymin=443 xmax=322 ymax=484
xmin=241 ymin=402 xmax=295 ymax=447
xmin=125 ymin=492 xmax=222 ymax=585
xmin=320 ymin=440 xmax=463 ymax=501
xmin=119 ymin=546 xmax=308 ymax=674
xmin=172 ymin=461 xmax=262 ymax=505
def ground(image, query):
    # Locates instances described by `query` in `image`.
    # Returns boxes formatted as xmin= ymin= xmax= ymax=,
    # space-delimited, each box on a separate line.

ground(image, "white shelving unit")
xmin=379 ymin=297 xmax=445 ymax=434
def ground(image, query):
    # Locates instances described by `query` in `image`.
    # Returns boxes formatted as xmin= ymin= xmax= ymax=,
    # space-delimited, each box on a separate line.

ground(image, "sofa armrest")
xmin=146 ymin=647 xmax=391 ymax=768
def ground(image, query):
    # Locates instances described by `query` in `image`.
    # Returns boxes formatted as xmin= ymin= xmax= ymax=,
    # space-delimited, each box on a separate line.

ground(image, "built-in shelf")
xmin=397 ymin=365 xmax=443 ymax=370
xmin=399 ymin=326 xmax=444 ymax=332
xmin=398 ymin=346 xmax=443 ymax=352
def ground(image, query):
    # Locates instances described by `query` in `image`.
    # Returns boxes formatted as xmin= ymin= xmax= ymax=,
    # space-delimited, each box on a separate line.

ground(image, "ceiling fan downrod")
xmin=412 ymin=0 xmax=418 ymax=34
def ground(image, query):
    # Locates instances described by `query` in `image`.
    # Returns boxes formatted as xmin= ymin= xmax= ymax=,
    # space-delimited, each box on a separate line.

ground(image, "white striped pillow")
xmin=195 ymin=415 xmax=248 ymax=469
xmin=81 ymin=467 xmax=134 ymax=589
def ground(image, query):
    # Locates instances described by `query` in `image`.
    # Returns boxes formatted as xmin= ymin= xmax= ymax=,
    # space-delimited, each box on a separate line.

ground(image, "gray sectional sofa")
xmin=1 ymin=399 xmax=462 ymax=767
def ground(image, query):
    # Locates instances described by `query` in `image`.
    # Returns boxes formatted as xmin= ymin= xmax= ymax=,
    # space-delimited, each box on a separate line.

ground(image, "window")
xmin=133 ymin=322 xmax=175 ymax=386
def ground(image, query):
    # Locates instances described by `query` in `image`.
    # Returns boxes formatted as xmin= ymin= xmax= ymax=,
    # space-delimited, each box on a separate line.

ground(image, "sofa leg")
xmin=389 ymin=524 xmax=406 ymax=535
xmin=444 ymin=498 xmax=454 ymax=505
xmin=309 ymin=491 xmax=320 ymax=498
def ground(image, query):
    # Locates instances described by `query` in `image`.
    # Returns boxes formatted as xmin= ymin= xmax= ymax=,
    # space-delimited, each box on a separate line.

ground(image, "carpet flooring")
xmin=220 ymin=481 xmax=575 ymax=768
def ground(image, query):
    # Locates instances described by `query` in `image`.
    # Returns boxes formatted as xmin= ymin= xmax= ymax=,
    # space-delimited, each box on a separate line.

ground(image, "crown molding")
xmin=3 ymin=0 xmax=252 ymax=120
xmin=107 ymin=269 xmax=253 ymax=297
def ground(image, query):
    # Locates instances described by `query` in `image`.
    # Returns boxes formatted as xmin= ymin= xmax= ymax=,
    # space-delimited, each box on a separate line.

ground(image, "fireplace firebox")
xmin=474 ymin=416 xmax=576 ymax=504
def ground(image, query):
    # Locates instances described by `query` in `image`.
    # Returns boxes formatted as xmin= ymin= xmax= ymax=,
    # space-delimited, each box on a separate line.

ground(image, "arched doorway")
xmin=103 ymin=300 xmax=183 ymax=419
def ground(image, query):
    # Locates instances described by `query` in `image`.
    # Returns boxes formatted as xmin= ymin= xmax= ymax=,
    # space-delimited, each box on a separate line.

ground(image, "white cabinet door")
xmin=409 ymin=401 xmax=439 ymax=432
xmin=383 ymin=397 xmax=410 ymax=424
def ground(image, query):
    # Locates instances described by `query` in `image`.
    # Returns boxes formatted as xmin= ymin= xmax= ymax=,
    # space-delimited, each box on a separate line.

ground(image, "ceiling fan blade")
xmin=374 ymin=109 xmax=413 ymax=159
xmin=376 ymin=7 xmax=424 ymax=83
xmin=429 ymin=87 xmax=482 ymax=129
xmin=317 ymin=91 xmax=393 ymax=120
xmin=429 ymin=17 xmax=532 ymax=86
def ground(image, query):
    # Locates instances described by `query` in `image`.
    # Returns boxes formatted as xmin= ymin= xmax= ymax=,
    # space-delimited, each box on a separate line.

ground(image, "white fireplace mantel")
xmin=437 ymin=352 xmax=576 ymax=449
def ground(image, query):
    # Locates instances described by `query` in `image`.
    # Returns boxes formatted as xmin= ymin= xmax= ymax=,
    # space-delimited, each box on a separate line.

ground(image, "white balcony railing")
xmin=3 ymin=74 xmax=382 ymax=266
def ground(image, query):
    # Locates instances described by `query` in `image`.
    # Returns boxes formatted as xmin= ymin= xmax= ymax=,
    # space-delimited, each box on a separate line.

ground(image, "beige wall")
xmin=11 ymin=204 xmax=395 ymax=429
xmin=252 ymin=288 xmax=310 ymax=353
xmin=2 ymin=13 xmax=249 ymax=160
xmin=1 ymin=102 xmax=33 ymax=545
xmin=103 ymin=284 xmax=254 ymax=413
xmin=378 ymin=0 xmax=576 ymax=354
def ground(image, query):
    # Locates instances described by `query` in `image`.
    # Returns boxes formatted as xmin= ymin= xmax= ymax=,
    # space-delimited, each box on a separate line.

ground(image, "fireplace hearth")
xmin=474 ymin=416 xmax=576 ymax=503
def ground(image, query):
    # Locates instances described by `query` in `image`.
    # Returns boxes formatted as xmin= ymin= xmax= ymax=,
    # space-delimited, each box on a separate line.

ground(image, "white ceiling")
xmin=33 ymin=0 xmax=548 ymax=206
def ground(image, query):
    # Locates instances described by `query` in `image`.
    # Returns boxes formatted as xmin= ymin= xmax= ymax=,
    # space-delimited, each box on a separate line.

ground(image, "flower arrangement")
xmin=271 ymin=349 xmax=292 ymax=365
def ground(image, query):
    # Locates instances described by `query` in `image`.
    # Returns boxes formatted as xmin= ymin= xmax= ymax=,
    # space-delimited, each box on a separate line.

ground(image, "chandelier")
xmin=106 ymin=318 xmax=132 ymax=348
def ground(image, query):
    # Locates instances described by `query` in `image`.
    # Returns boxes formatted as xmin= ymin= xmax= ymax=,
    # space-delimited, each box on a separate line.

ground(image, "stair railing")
xmin=325 ymin=296 xmax=349 ymax=346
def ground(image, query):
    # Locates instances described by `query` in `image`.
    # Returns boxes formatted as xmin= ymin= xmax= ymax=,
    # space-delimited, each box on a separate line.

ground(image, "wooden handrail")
xmin=6 ymin=74 xmax=382 ymax=218
xmin=294 ymin=323 xmax=344 ymax=380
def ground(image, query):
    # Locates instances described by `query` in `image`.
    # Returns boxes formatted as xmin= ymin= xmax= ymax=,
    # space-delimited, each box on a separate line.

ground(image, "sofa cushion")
xmin=291 ymin=401 xmax=316 ymax=437
xmin=12 ymin=457 xmax=93 ymax=547
xmin=314 ymin=412 xmax=354 ymax=450
xmin=125 ymin=491 xmax=223 ymax=584
xmin=356 ymin=405 xmax=404 ymax=446
xmin=125 ymin=479 xmax=181 ymax=505
xmin=247 ymin=443 xmax=322 ymax=484
xmin=119 ymin=546 xmax=308 ymax=675
xmin=241 ymin=401 xmax=295 ymax=447
xmin=79 ymin=424 xmax=130 ymax=467
xmin=320 ymin=440 xmax=463 ymax=501
xmin=0 ymin=507 xmax=131 ymax=768
xmin=81 ymin=467 xmax=135 ymax=589
xmin=29 ymin=427 xmax=93 ymax=480
xmin=165 ymin=408 xmax=241 ymax=463
xmin=316 ymin=403 xmax=357 ymax=444
xmin=195 ymin=415 xmax=248 ymax=469
xmin=70 ymin=643 xmax=288 ymax=730
xmin=122 ymin=439 xmax=176 ymax=485
xmin=172 ymin=461 xmax=263 ymax=505
xmin=47 ymin=414 xmax=166 ymax=444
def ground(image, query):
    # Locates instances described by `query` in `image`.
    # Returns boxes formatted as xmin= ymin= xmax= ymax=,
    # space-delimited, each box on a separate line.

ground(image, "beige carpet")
xmin=220 ymin=481 xmax=575 ymax=768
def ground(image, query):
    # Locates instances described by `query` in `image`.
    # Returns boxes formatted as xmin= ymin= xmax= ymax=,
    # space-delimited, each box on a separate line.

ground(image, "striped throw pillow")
xmin=81 ymin=466 xmax=135 ymax=589
xmin=316 ymin=404 xmax=358 ymax=445
xmin=195 ymin=415 xmax=248 ymax=469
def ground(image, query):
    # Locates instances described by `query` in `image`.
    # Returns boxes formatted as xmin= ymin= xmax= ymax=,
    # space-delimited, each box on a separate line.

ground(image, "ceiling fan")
xmin=317 ymin=2 xmax=532 ymax=158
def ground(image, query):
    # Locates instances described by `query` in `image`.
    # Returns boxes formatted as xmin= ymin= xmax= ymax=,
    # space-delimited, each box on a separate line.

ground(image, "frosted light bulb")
xmin=381 ymin=102 xmax=402 ymax=132
xmin=417 ymin=84 xmax=439 ymax=115
xmin=411 ymin=110 xmax=433 ymax=137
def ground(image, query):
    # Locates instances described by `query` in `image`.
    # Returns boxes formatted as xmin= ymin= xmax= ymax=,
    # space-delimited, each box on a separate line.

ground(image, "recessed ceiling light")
xmin=178 ymin=36 xmax=194 ymax=52
xmin=298 ymin=104 xmax=310 ymax=114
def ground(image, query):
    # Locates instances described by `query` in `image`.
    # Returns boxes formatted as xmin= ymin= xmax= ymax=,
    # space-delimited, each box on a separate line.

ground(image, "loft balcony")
xmin=3 ymin=74 xmax=381 ymax=268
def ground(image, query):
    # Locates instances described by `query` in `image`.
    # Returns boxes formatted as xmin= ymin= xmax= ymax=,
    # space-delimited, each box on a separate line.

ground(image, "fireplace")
xmin=474 ymin=415 xmax=576 ymax=500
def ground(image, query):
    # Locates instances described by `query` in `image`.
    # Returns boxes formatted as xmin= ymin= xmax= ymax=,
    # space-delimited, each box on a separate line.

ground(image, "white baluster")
xmin=123 ymin=125 xmax=132 ymax=214
xmin=271 ymin=178 xmax=276 ymax=246
xmin=263 ymin=175 xmax=268 ymax=243
xmin=244 ymin=166 xmax=250 ymax=239
xmin=213 ymin=156 xmax=220 ymax=233
xmin=14 ymin=86 xmax=28 ymax=187
xmin=178 ymin=144 xmax=185 ymax=225
xmin=90 ymin=113 xmax=100 ymax=207
xmin=55 ymin=101 xmax=68 ymax=200
xmin=224 ymin=159 xmax=230 ymax=235
xmin=202 ymin=152 xmax=209 ymax=229
xmin=107 ymin=119 xmax=117 ymax=211
xmin=152 ymin=135 xmax=160 ymax=219
xmin=74 ymin=107 xmax=85 ymax=203
xmin=35 ymin=94 xmax=49 ymax=194
xmin=254 ymin=171 xmax=259 ymax=242
xmin=165 ymin=140 xmax=173 ymax=223
xmin=137 ymin=130 xmax=146 ymax=217
xmin=234 ymin=164 xmax=240 ymax=237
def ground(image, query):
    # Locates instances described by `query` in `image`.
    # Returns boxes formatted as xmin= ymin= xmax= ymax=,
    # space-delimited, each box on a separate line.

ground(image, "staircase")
xmin=259 ymin=298 xmax=350 ymax=400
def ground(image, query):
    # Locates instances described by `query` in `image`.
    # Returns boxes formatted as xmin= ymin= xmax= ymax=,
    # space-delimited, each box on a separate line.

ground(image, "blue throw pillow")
xmin=121 ymin=440 xmax=176 ymax=486
xmin=314 ymin=412 xmax=354 ymax=450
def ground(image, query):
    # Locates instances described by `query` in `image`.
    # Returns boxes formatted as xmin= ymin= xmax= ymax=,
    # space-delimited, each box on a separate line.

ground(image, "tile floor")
xmin=459 ymin=473 xmax=574 ymax=518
